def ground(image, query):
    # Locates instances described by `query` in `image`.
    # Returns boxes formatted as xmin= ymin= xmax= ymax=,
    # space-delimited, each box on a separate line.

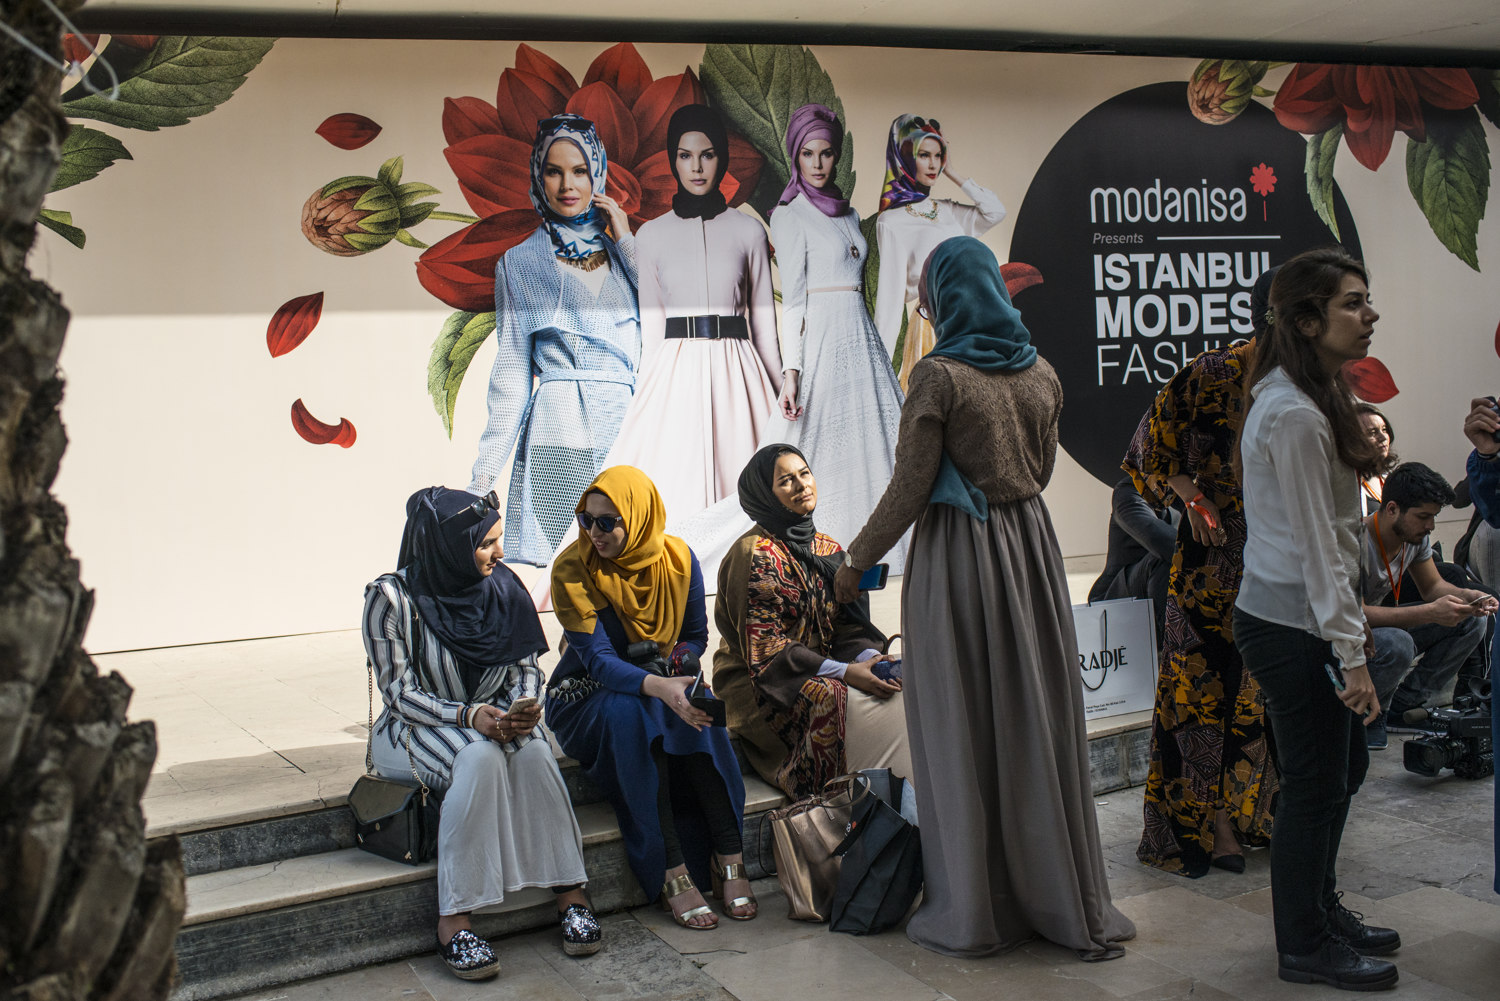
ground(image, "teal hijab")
xmin=921 ymin=236 xmax=1037 ymax=520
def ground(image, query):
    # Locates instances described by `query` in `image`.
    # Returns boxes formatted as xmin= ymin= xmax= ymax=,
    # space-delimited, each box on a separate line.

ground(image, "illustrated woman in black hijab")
xmin=603 ymin=103 xmax=787 ymax=528
xmin=362 ymin=487 xmax=598 ymax=981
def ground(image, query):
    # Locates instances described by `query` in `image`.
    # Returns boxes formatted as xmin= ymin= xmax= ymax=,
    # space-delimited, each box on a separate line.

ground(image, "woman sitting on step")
xmin=712 ymin=443 xmax=911 ymax=798
xmin=363 ymin=487 xmax=601 ymax=982
xmin=545 ymin=465 xmax=755 ymax=931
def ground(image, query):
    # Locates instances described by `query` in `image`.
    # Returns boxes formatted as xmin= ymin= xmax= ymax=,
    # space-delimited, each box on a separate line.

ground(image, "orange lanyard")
xmin=1362 ymin=476 xmax=1384 ymax=505
xmin=1372 ymin=511 xmax=1408 ymax=604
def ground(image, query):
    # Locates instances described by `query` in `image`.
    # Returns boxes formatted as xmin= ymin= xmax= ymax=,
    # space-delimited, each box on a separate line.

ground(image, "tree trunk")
xmin=1 ymin=5 xmax=185 ymax=998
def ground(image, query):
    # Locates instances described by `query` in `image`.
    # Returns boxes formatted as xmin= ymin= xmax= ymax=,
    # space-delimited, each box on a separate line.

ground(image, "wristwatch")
xmin=844 ymin=552 xmax=864 ymax=572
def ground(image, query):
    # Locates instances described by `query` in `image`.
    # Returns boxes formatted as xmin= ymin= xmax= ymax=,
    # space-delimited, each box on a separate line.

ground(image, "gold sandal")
xmin=660 ymin=872 xmax=717 ymax=930
xmin=710 ymin=858 xmax=757 ymax=921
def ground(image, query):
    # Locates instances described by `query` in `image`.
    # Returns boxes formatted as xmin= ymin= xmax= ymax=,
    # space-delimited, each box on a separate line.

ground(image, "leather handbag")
xmin=829 ymin=768 xmax=923 ymax=935
xmin=350 ymin=574 xmax=441 ymax=866
xmin=761 ymin=775 xmax=866 ymax=922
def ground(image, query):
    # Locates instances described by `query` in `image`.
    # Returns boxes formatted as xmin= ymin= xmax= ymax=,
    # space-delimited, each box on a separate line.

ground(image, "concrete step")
xmin=171 ymin=776 xmax=786 ymax=1001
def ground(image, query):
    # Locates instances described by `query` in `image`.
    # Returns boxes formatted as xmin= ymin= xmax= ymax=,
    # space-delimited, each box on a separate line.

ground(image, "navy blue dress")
xmin=545 ymin=552 xmax=746 ymax=898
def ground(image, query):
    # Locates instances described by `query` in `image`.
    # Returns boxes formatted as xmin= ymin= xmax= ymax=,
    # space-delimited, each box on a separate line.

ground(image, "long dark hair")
xmin=1355 ymin=401 xmax=1398 ymax=474
xmin=1241 ymin=247 xmax=1386 ymax=479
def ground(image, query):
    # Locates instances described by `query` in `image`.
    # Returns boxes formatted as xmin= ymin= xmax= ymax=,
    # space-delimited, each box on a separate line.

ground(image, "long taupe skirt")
xmin=902 ymin=497 xmax=1136 ymax=960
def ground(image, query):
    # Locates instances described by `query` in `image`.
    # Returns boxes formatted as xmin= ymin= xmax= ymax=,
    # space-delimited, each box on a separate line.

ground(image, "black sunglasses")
xmin=577 ymin=512 xmax=623 ymax=534
xmin=440 ymin=490 xmax=499 ymax=526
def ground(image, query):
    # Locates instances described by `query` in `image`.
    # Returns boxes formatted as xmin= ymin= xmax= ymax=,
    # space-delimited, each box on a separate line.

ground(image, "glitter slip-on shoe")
xmin=560 ymin=903 xmax=603 ymax=956
xmin=437 ymin=929 xmax=501 ymax=981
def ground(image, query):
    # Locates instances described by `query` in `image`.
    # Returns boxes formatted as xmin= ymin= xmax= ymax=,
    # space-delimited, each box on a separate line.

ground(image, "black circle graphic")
xmin=1010 ymin=81 xmax=1361 ymax=486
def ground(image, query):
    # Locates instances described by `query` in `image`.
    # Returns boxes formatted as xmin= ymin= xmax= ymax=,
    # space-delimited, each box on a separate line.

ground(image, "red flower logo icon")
xmin=1272 ymin=64 xmax=1480 ymax=171
xmin=1249 ymin=163 xmax=1277 ymax=197
xmin=417 ymin=43 xmax=765 ymax=312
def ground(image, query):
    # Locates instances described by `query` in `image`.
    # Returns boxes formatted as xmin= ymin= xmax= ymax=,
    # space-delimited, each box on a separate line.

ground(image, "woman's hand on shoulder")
xmin=594 ymin=193 xmax=631 ymax=242
xmin=641 ymin=674 xmax=713 ymax=731
xmin=845 ymin=655 xmax=900 ymax=699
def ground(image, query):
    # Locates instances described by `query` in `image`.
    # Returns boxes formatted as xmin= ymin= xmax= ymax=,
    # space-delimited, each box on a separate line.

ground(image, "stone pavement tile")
xmin=1021 ymin=938 xmax=1184 ymax=998
xmin=1331 ymin=856 xmax=1430 ymax=901
xmin=1223 ymin=886 xmax=1457 ymax=949
xmin=1354 ymin=774 xmax=1484 ymax=828
xmin=1103 ymin=855 xmax=1179 ymax=901
xmin=704 ymin=935 xmax=945 ymax=1001
xmin=407 ymin=931 xmax=587 ymax=1001
xmin=1103 ymin=843 xmax=1271 ymax=902
xmin=1120 ymin=977 xmax=1240 ymax=1001
xmin=1112 ymin=887 xmax=1290 ymax=1001
xmin=1336 ymin=806 xmax=1444 ymax=857
xmin=526 ymin=913 xmax=736 ymax=1000
xmin=1345 ymin=830 xmax=1491 ymax=893
xmin=1395 ymin=931 xmax=1500 ymax=1001
xmin=232 ymin=957 xmax=433 ymax=1000
xmin=632 ymin=878 xmax=823 ymax=956
xmin=849 ymin=923 xmax=1119 ymax=1001
xmin=1375 ymin=886 xmax=1500 ymax=944
xmin=1092 ymin=790 xmax=1149 ymax=849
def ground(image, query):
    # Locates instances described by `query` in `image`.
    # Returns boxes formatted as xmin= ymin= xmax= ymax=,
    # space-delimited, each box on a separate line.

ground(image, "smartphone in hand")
xmin=858 ymin=563 xmax=890 ymax=591
xmin=688 ymin=670 xmax=727 ymax=727
xmin=509 ymin=696 xmax=539 ymax=713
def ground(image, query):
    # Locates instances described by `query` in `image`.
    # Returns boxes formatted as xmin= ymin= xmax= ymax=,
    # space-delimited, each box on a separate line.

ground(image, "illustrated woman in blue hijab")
xmin=835 ymin=237 xmax=1135 ymax=962
xmin=468 ymin=114 xmax=642 ymax=565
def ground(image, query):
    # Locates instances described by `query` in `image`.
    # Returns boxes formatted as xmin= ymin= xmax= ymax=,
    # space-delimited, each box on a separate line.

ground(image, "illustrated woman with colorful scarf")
xmin=871 ymin=114 xmax=1007 ymax=392
xmin=468 ymin=114 xmax=641 ymax=565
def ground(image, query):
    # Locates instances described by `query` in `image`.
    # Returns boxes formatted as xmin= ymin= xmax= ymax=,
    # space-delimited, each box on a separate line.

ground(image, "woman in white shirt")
xmin=1233 ymin=247 xmax=1400 ymax=991
xmin=872 ymin=115 xmax=1006 ymax=390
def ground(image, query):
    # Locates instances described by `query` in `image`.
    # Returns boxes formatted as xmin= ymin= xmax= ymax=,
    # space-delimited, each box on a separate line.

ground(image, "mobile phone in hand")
xmin=858 ymin=563 xmax=890 ymax=591
xmin=510 ymin=696 xmax=539 ymax=713
xmin=1324 ymin=663 xmax=1345 ymax=691
xmin=688 ymin=671 xmax=727 ymax=727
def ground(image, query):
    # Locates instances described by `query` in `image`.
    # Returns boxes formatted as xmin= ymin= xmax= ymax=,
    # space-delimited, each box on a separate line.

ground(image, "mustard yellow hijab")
xmin=552 ymin=465 xmax=694 ymax=651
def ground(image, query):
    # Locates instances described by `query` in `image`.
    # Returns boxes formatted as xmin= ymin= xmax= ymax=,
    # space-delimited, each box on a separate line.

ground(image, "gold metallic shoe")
xmin=660 ymin=872 xmax=717 ymax=930
xmin=710 ymin=857 xmax=757 ymax=921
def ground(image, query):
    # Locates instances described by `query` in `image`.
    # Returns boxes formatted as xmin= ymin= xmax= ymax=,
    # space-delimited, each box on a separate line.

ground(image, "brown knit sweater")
xmin=848 ymin=355 xmax=1063 ymax=569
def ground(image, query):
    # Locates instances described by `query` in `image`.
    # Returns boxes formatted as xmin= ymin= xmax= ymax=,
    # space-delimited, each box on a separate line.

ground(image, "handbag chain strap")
xmin=365 ymin=573 xmax=433 ymax=806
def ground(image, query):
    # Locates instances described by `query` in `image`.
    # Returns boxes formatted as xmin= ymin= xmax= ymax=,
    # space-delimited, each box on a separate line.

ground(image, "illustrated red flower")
xmin=1273 ymin=64 xmax=1480 ymax=171
xmin=418 ymin=42 xmax=765 ymax=311
xmin=1343 ymin=357 xmax=1398 ymax=403
xmin=1249 ymin=163 xmax=1276 ymax=197
xmin=267 ymin=292 xmax=324 ymax=357
xmin=316 ymin=113 xmax=383 ymax=150
xmin=1000 ymin=262 xmax=1043 ymax=298
xmin=291 ymin=399 xmax=357 ymax=447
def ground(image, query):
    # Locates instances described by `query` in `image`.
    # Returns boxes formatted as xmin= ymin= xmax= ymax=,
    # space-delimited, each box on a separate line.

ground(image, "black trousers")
xmin=653 ymin=744 xmax=742 ymax=871
xmin=1234 ymin=608 xmax=1369 ymax=956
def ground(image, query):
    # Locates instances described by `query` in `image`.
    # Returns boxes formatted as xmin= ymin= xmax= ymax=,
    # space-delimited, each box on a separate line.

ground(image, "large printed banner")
xmin=41 ymin=39 xmax=1500 ymax=649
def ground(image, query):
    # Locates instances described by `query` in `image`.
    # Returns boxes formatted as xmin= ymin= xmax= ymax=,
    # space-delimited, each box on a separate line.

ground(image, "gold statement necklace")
xmin=559 ymin=251 xmax=609 ymax=272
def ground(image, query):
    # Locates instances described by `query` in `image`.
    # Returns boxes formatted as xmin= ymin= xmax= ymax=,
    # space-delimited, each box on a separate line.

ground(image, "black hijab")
xmin=397 ymin=487 xmax=548 ymax=696
xmin=668 ymin=104 xmax=730 ymax=221
xmin=737 ymin=445 xmax=884 ymax=645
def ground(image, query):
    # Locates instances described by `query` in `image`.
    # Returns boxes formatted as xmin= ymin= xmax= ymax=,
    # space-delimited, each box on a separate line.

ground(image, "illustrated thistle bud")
xmin=1188 ymin=60 xmax=1270 ymax=126
xmin=300 ymin=156 xmax=442 ymax=256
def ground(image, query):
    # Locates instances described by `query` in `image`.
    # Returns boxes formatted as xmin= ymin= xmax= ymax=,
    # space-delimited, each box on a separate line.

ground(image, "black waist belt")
xmin=664 ymin=315 xmax=750 ymax=340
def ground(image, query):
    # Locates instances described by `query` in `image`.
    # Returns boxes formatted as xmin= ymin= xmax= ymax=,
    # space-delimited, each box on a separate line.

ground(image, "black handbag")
xmin=351 ymin=574 xmax=441 ymax=865
xmin=828 ymin=768 xmax=923 ymax=935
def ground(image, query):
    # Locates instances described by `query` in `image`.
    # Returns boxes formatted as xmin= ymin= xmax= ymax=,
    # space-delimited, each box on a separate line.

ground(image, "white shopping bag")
xmin=1071 ymin=597 xmax=1158 ymax=720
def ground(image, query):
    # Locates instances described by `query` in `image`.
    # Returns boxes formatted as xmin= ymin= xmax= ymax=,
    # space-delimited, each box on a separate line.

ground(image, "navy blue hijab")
xmin=920 ymin=237 xmax=1037 ymax=520
xmin=397 ymin=487 xmax=548 ymax=696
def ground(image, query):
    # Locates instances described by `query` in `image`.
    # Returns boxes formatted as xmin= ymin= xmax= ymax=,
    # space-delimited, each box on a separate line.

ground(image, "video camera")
xmin=1403 ymin=679 xmax=1493 ymax=780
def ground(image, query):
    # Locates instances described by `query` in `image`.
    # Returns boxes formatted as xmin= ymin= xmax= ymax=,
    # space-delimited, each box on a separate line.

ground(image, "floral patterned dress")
xmin=714 ymin=529 xmax=882 ymax=797
xmin=1125 ymin=341 xmax=1278 ymax=877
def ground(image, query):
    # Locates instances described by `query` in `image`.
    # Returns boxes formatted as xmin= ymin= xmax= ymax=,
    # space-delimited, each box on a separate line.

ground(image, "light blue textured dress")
xmin=469 ymin=227 xmax=641 ymax=564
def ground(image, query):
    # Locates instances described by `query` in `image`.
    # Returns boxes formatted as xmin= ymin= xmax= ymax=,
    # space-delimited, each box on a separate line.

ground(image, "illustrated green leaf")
xmin=395 ymin=229 xmax=428 ymax=249
xmin=321 ymin=174 xmax=377 ymax=197
xmin=60 ymin=36 xmax=276 ymax=131
xmin=49 ymin=125 xmax=133 ymax=193
xmin=1305 ymin=124 xmax=1342 ymax=241
xmin=428 ymin=311 xmax=497 ymax=437
xmin=341 ymin=231 xmax=392 ymax=251
xmin=397 ymin=182 xmax=440 ymax=201
xmin=1252 ymin=86 xmax=1275 ymax=98
xmin=37 ymin=209 xmax=86 ymax=248
xmin=378 ymin=156 xmax=404 ymax=189
xmin=860 ymin=212 xmax=881 ymax=323
xmin=1473 ymin=70 xmax=1500 ymax=131
xmin=400 ymin=202 xmax=438 ymax=228
xmin=700 ymin=44 xmax=855 ymax=221
xmin=354 ymin=186 xmax=398 ymax=211
xmin=1406 ymin=107 xmax=1490 ymax=272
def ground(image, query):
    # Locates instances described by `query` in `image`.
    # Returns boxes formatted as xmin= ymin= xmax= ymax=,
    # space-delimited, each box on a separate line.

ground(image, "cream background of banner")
xmin=33 ymin=39 xmax=1500 ymax=650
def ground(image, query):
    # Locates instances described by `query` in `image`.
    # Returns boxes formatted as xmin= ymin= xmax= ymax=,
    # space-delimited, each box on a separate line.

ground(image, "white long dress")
xmin=671 ymin=195 xmax=910 ymax=585
xmin=873 ymin=179 xmax=1006 ymax=387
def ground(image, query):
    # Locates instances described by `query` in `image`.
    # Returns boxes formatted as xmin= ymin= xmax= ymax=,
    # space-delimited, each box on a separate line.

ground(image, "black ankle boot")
xmin=1278 ymin=936 xmax=1398 ymax=991
xmin=1328 ymin=893 xmax=1401 ymax=956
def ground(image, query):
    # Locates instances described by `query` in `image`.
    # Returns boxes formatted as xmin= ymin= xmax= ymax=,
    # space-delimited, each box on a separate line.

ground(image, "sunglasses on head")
xmin=577 ymin=512 xmax=623 ymax=534
xmin=440 ymin=489 xmax=499 ymax=526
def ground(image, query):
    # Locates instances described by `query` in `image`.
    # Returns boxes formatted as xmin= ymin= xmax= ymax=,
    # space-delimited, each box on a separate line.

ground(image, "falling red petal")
xmin=291 ymin=399 xmax=357 ymax=448
xmin=1342 ymin=357 xmax=1399 ymax=403
xmin=1000 ymin=262 xmax=1044 ymax=298
xmin=315 ymin=113 xmax=383 ymax=150
xmin=267 ymin=292 xmax=324 ymax=357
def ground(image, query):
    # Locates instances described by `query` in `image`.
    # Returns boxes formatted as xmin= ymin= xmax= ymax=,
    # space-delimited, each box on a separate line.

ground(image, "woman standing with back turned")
xmin=835 ymin=236 xmax=1133 ymax=960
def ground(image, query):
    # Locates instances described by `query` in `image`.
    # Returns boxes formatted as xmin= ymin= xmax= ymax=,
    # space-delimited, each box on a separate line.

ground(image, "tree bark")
xmin=0 ymin=5 xmax=185 ymax=998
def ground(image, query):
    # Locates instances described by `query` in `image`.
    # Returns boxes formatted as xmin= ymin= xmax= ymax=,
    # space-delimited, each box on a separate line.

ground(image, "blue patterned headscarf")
xmin=529 ymin=114 xmax=611 ymax=260
xmin=922 ymin=236 xmax=1037 ymax=521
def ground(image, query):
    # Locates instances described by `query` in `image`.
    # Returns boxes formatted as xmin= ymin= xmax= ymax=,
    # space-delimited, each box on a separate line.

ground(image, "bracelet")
xmin=460 ymin=703 xmax=473 ymax=729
